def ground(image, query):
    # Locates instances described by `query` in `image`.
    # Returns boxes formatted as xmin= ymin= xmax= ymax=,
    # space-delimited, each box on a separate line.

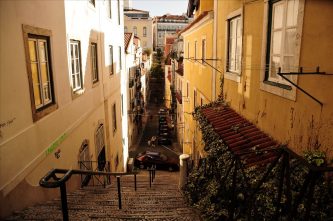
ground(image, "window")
xmin=193 ymin=89 xmax=197 ymax=109
xmin=187 ymin=82 xmax=189 ymax=97
xmin=121 ymin=94 xmax=124 ymax=116
xmin=133 ymin=26 xmax=137 ymax=36
xmin=118 ymin=46 xmax=122 ymax=71
xmin=106 ymin=0 xmax=111 ymax=18
xmin=201 ymin=39 xmax=206 ymax=62
xmin=90 ymin=43 xmax=98 ymax=83
xmin=89 ymin=0 xmax=95 ymax=7
xmin=227 ymin=15 xmax=242 ymax=74
xmin=266 ymin=0 xmax=300 ymax=85
xmin=124 ymin=26 xmax=128 ymax=33
xmin=70 ymin=40 xmax=83 ymax=92
xmin=187 ymin=42 xmax=190 ymax=58
xmin=117 ymin=0 xmax=121 ymax=25
xmin=143 ymin=27 xmax=147 ymax=37
xmin=194 ymin=41 xmax=197 ymax=60
xmin=158 ymin=32 xmax=161 ymax=38
xmin=109 ymin=45 xmax=114 ymax=75
xmin=23 ymin=25 xmax=57 ymax=121
xmin=112 ymin=103 xmax=117 ymax=133
xmin=95 ymin=124 xmax=105 ymax=156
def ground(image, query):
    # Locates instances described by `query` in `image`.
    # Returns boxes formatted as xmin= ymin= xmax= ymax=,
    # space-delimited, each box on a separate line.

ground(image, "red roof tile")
xmin=124 ymin=33 xmax=133 ymax=51
xmin=201 ymin=105 xmax=280 ymax=168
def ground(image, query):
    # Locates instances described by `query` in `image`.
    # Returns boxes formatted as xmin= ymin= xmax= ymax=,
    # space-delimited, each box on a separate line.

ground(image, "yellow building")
xmin=183 ymin=0 xmax=333 ymax=162
xmin=180 ymin=0 xmax=214 ymax=161
xmin=213 ymin=0 xmax=333 ymax=159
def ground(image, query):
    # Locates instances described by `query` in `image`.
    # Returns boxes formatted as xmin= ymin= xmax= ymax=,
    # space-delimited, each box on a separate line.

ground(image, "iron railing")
xmin=40 ymin=168 xmax=139 ymax=221
xmin=78 ymin=160 xmax=111 ymax=187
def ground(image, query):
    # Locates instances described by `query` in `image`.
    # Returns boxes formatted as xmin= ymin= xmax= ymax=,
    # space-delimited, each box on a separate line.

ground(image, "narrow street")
xmin=129 ymin=76 xmax=182 ymax=167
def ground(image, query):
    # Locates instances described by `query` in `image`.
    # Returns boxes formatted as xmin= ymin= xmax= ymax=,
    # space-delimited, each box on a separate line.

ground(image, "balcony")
xmin=176 ymin=63 xmax=183 ymax=76
xmin=129 ymin=79 xmax=134 ymax=88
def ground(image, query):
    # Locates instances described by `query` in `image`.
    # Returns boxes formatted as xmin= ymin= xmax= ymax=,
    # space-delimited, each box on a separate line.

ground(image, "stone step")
xmin=5 ymin=171 xmax=202 ymax=221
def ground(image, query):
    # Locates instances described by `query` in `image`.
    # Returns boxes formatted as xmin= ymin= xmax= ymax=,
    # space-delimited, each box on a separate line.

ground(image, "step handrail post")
xmin=60 ymin=183 xmax=69 ymax=221
xmin=117 ymin=176 xmax=122 ymax=209
xmin=134 ymin=174 xmax=137 ymax=191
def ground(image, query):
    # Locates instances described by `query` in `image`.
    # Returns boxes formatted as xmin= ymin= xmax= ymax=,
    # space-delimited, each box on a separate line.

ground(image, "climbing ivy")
xmin=183 ymin=102 xmax=333 ymax=221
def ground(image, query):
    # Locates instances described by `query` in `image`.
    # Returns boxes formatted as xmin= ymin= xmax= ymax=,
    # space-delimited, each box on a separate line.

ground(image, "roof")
xmin=179 ymin=11 xmax=211 ymax=35
xmin=166 ymin=37 xmax=176 ymax=45
xmin=124 ymin=33 xmax=133 ymax=51
xmin=155 ymin=14 xmax=189 ymax=21
xmin=201 ymin=104 xmax=280 ymax=168
xmin=124 ymin=8 xmax=149 ymax=13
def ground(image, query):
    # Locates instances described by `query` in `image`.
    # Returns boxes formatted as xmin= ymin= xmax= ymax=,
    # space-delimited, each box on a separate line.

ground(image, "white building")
xmin=0 ymin=0 xmax=126 ymax=218
xmin=153 ymin=14 xmax=191 ymax=51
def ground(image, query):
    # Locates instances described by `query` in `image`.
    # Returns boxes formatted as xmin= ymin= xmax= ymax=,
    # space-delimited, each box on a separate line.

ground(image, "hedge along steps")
xmin=183 ymin=100 xmax=333 ymax=221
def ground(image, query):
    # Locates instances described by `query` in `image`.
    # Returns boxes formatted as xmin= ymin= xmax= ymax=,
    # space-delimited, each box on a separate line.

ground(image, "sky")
xmin=131 ymin=0 xmax=188 ymax=17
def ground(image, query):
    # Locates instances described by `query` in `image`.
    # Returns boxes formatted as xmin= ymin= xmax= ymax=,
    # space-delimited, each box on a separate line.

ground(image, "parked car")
xmin=134 ymin=151 xmax=179 ymax=171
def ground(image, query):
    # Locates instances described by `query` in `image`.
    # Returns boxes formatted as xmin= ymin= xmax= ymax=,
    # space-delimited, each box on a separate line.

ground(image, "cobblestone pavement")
xmin=129 ymin=77 xmax=181 ymax=162
xmin=6 ymin=171 xmax=202 ymax=221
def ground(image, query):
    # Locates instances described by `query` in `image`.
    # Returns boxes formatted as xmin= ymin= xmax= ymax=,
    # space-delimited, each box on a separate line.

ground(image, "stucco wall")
xmin=218 ymin=0 xmax=333 ymax=159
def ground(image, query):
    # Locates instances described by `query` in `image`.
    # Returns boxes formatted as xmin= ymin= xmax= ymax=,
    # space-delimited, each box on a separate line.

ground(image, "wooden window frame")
xmin=22 ymin=24 xmax=57 ymax=122
xmin=90 ymin=42 xmax=99 ymax=84
xmin=70 ymin=39 xmax=84 ymax=94
xmin=227 ymin=15 xmax=242 ymax=74
xmin=118 ymin=46 xmax=122 ymax=71
xmin=112 ymin=103 xmax=117 ymax=134
xmin=143 ymin=27 xmax=147 ymax=37
xmin=109 ymin=45 xmax=114 ymax=75
xmin=117 ymin=0 xmax=121 ymax=25
xmin=106 ymin=0 xmax=112 ymax=19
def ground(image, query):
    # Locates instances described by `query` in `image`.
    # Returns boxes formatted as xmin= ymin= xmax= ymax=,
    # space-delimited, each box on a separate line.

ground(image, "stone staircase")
xmin=5 ymin=171 xmax=201 ymax=221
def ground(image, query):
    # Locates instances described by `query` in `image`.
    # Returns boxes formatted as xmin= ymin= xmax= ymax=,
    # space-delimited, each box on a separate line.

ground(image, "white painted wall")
xmin=0 ymin=0 xmax=126 ymax=217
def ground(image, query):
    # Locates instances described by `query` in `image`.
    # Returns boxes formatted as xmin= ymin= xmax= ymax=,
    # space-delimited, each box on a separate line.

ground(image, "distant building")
xmin=153 ymin=14 xmax=191 ymax=51
xmin=124 ymin=8 xmax=153 ymax=52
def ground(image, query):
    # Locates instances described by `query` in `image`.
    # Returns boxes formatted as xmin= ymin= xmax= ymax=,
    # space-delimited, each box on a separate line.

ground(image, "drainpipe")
xmin=212 ymin=0 xmax=218 ymax=101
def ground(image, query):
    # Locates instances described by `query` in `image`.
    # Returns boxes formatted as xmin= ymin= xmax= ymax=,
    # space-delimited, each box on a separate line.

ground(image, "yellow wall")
xmin=215 ymin=0 xmax=333 ymax=159
xmin=182 ymin=11 xmax=213 ymax=158
xmin=194 ymin=0 xmax=214 ymax=18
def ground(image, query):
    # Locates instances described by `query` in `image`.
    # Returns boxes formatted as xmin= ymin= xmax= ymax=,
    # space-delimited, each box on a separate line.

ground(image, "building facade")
xmin=0 ymin=0 xmax=126 ymax=218
xmin=214 ymin=0 xmax=333 ymax=159
xmin=124 ymin=8 xmax=153 ymax=52
xmin=153 ymin=14 xmax=191 ymax=51
xmin=124 ymin=33 xmax=146 ymax=148
xmin=180 ymin=0 xmax=333 ymax=164
xmin=180 ymin=0 xmax=214 ymax=161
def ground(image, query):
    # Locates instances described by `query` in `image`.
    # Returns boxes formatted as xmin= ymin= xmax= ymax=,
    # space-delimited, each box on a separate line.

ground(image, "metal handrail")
xmin=39 ymin=168 xmax=139 ymax=221
xmin=147 ymin=164 xmax=156 ymax=188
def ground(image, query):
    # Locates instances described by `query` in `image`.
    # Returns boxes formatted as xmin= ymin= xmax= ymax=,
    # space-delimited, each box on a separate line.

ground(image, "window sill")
xmin=224 ymin=72 xmax=241 ymax=83
xmin=260 ymin=80 xmax=296 ymax=101
xmin=92 ymin=81 xmax=100 ymax=88
xmin=33 ymin=103 xmax=58 ymax=122
xmin=72 ymin=88 xmax=85 ymax=99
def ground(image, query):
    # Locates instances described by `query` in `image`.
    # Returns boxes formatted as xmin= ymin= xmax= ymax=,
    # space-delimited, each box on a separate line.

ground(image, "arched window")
xmin=79 ymin=139 xmax=91 ymax=170
xmin=95 ymin=124 xmax=106 ymax=171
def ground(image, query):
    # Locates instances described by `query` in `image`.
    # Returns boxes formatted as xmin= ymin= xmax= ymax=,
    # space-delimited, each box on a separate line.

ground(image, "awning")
xmin=201 ymin=105 xmax=280 ymax=167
